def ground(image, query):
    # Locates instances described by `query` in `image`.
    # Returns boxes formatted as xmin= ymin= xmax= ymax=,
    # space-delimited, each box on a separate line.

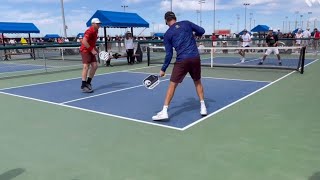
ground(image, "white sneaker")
xmin=152 ymin=110 xmax=168 ymax=121
xmin=200 ymin=106 xmax=207 ymax=116
xmin=241 ymin=58 xmax=245 ymax=63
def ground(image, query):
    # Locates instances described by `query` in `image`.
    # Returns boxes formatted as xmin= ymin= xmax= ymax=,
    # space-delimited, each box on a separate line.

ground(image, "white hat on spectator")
xmin=91 ymin=18 xmax=101 ymax=24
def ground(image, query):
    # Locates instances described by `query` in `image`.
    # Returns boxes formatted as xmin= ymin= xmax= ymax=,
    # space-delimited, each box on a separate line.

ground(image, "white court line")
xmin=0 ymin=65 xmax=161 ymax=91
xmin=181 ymin=58 xmax=319 ymax=131
xmin=0 ymin=91 xmax=183 ymax=131
xmin=61 ymin=79 xmax=171 ymax=104
xmin=0 ymin=62 xmax=45 ymax=67
xmin=233 ymin=58 xmax=261 ymax=65
xmin=132 ymin=71 xmax=271 ymax=83
xmin=0 ymin=68 xmax=46 ymax=76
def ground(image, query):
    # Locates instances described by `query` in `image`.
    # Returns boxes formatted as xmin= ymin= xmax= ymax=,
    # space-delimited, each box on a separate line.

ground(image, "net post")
xmin=300 ymin=46 xmax=306 ymax=74
xmin=42 ymin=48 xmax=47 ymax=73
xmin=61 ymin=47 xmax=65 ymax=61
xmin=147 ymin=46 xmax=150 ymax=66
xmin=210 ymin=47 xmax=214 ymax=68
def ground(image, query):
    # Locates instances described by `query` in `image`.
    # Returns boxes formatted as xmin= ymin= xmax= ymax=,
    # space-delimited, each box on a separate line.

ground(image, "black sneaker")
xmin=279 ymin=62 xmax=282 ymax=66
xmin=258 ymin=62 xmax=263 ymax=65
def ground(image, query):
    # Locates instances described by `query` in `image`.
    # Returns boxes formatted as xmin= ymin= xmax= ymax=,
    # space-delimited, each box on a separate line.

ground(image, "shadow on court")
xmin=309 ymin=172 xmax=320 ymax=180
xmin=94 ymin=81 xmax=130 ymax=91
xmin=0 ymin=168 xmax=25 ymax=180
xmin=169 ymin=97 xmax=216 ymax=119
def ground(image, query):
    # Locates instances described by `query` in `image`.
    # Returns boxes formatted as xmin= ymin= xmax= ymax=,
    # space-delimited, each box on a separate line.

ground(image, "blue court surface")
xmin=0 ymin=62 xmax=45 ymax=73
xmin=0 ymin=71 xmax=270 ymax=130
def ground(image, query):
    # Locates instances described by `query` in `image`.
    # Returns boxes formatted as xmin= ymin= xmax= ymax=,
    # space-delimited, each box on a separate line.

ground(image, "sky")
xmin=0 ymin=0 xmax=320 ymax=38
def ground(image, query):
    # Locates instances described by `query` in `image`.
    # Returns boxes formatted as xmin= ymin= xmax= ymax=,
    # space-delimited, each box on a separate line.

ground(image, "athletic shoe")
xmin=152 ymin=110 xmax=168 ymax=121
xmin=81 ymin=86 xmax=93 ymax=93
xmin=279 ymin=62 xmax=282 ymax=66
xmin=86 ymin=83 xmax=92 ymax=90
xmin=258 ymin=62 xmax=263 ymax=65
xmin=200 ymin=106 xmax=207 ymax=116
xmin=241 ymin=58 xmax=245 ymax=63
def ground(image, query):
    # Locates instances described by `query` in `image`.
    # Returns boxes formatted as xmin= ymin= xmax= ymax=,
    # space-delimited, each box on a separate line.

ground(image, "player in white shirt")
xmin=238 ymin=29 xmax=251 ymax=63
xmin=302 ymin=28 xmax=311 ymax=46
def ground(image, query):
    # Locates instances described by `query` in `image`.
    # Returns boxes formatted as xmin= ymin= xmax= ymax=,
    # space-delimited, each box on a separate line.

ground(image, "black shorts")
xmin=170 ymin=57 xmax=201 ymax=83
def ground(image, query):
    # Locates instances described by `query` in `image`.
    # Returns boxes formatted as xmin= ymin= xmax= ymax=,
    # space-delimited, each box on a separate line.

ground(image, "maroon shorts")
xmin=170 ymin=57 xmax=201 ymax=83
xmin=80 ymin=51 xmax=97 ymax=64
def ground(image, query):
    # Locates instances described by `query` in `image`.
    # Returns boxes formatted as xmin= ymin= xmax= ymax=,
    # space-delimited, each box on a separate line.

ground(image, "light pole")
xmin=249 ymin=12 xmax=253 ymax=31
xmin=198 ymin=0 xmax=205 ymax=27
xmin=229 ymin=23 xmax=233 ymax=31
xmin=285 ymin=16 xmax=288 ymax=32
xmin=289 ymin=21 xmax=291 ymax=32
xmin=295 ymin=11 xmax=299 ymax=29
xmin=121 ymin=5 xmax=128 ymax=12
xmin=243 ymin=3 xmax=250 ymax=30
xmin=170 ymin=0 xmax=173 ymax=11
xmin=152 ymin=22 xmax=155 ymax=35
xmin=196 ymin=10 xmax=200 ymax=25
xmin=236 ymin=14 xmax=240 ymax=33
xmin=300 ymin=14 xmax=303 ymax=29
xmin=213 ymin=0 xmax=216 ymax=33
xmin=307 ymin=12 xmax=312 ymax=28
xmin=60 ymin=0 xmax=67 ymax=38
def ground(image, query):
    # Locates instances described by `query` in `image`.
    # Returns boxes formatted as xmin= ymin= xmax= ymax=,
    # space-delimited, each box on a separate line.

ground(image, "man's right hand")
xmin=91 ymin=49 xmax=97 ymax=55
xmin=159 ymin=70 xmax=166 ymax=77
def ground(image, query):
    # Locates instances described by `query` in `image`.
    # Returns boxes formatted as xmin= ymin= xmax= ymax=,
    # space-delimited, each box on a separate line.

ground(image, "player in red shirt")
xmin=80 ymin=18 xmax=101 ymax=93
xmin=313 ymin=28 xmax=320 ymax=55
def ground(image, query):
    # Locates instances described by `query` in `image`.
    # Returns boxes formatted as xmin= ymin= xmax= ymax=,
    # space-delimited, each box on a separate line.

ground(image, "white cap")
xmin=269 ymin=27 xmax=273 ymax=31
xmin=91 ymin=18 xmax=101 ymax=24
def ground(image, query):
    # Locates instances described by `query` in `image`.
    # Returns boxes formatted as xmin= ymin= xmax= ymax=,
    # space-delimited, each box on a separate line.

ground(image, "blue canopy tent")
xmin=76 ymin=33 xmax=84 ymax=39
xmin=86 ymin=10 xmax=149 ymax=28
xmin=0 ymin=22 xmax=39 ymax=33
xmin=153 ymin=33 xmax=165 ymax=38
xmin=0 ymin=22 xmax=40 ymax=60
xmin=238 ymin=30 xmax=252 ymax=35
xmin=251 ymin=25 xmax=270 ymax=32
xmin=250 ymin=25 xmax=270 ymax=38
xmin=44 ymin=34 xmax=61 ymax=39
xmin=292 ymin=28 xmax=303 ymax=34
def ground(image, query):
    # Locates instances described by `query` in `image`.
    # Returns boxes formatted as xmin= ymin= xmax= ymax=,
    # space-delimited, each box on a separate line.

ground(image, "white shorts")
xmin=265 ymin=48 xmax=279 ymax=55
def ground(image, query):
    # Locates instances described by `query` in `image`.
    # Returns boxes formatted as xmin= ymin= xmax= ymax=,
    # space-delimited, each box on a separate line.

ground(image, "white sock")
xmin=162 ymin=105 xmax=168 ymax=112
xmin=200 ymin=100 xmax=206 ymax=107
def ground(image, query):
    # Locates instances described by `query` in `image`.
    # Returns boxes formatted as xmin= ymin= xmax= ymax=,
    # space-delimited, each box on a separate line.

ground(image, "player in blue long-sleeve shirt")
xmin=152 ymin=11 xmax=207 ymax=121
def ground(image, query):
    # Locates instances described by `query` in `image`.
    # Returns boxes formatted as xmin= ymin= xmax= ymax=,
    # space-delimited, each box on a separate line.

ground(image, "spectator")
xmin=295 ymin=29 xmax=303 ymax=46
xmin=302 ymin=28 xmax=311 ymax=46
xmin=124 ymin=31 xmax=135 ymax=65
xmin=313 ymin=28 xmax=320 ymax=55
